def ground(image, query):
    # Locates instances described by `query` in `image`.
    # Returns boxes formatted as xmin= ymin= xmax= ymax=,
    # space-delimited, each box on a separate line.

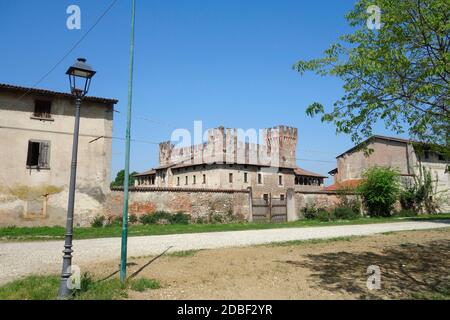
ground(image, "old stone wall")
xmin=294 ymin=191 xmax=359 ymax=218
xmin=106 ymin=188 xmax=251 ymax=221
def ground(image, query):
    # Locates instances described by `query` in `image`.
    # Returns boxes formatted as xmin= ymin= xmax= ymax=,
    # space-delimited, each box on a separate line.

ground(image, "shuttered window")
xmin=26 ymin=140 xmax=51 ymax=169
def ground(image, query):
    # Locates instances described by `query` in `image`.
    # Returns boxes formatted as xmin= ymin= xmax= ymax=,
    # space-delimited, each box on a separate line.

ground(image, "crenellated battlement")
xmin=159 ymin=125 xmax=298 ymax=168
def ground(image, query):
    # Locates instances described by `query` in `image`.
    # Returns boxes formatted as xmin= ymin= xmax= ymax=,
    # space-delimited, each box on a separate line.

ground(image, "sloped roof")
xmin=323 ymin=179 xmax=363 ymax=191
xmin=294 ymin=168 xmax=328 ymax=178
xmin=133 ymin=169 xmax=156 ymax=177
xmin=336 ymin=135 xmax=414 ymax=158
xmin=0 ymin=83 xmax=118 ymax=105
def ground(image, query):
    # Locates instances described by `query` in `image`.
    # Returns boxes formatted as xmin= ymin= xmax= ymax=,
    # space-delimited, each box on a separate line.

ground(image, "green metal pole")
xmin=120 ymin=0 xmax=136 ymax=283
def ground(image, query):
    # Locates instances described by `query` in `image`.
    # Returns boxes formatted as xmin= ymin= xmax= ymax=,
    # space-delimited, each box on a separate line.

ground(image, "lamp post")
xmin=58 ymin=58 xmax=96 ymax=299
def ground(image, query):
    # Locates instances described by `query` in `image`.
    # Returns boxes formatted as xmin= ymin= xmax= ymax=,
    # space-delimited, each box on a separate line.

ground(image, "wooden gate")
xmin=251 ymin=193 xmax=287 ymax=223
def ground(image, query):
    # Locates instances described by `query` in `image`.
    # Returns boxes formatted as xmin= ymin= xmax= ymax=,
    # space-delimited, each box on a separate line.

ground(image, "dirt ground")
xmin=85 ymin=228 xmax=450 ymax=300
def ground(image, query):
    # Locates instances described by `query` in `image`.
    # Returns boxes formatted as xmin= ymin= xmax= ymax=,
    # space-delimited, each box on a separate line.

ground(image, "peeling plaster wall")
xmin=0 ymin=91 xmax=114 ymax=227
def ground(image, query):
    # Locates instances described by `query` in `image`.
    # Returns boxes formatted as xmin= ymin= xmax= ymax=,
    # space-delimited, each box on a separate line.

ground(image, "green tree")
xmin=110 ymin=170 xmax=138 ymax=187
xmin=294 ymin=0 xmax=450 ymax=151
xmin=357 ymin=167 xmax=400 ymax=216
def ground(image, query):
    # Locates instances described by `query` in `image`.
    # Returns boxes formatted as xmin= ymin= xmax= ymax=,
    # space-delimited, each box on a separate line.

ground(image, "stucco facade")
xmin=329 ymin=136 xmax=450 ymax=211
xmin=0 ymin=84 xmax=117 ymax=226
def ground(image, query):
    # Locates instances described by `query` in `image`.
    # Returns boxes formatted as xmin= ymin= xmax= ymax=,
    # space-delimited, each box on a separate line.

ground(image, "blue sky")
xmin=0 ymin=0 xmax=404 ymax=184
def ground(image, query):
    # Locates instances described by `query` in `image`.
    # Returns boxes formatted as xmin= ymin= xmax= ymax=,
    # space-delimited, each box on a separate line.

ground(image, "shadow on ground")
xmin=283 ymin=239 xmax=450 ymax=299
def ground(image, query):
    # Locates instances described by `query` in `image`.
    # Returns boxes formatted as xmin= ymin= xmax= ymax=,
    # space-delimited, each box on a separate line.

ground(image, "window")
xmin=278 ymin=175 xmax=283 ymax=186
xmin=185 ymin=176 xmax=188 ymax=185
xmin=202 ymin=174 xmax=206 ymax=184
xmin=26 ymin=140 xmax=50 ymax=169
xmin=193 ymin=175 xmax=196 ymax=185
xmin=263 ymin=194 xmax=269 ymax=201
xmin=280 ymin=194 xmax=285 ymax=201
xmin=177 ymin=177 xmax=180 ymax=186
xmin=229 ymin=173 xmax=233 ymax=183
xmin=258 ymin=173 xmax=262 ymax=184
xmin=33 ymin=100 xmax=52 ymax=119
xmin=244 ymin=172 xmax=248 ymax=183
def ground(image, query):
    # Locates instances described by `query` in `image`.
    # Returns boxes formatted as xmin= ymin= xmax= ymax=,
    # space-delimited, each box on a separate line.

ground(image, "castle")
xmin=135 ymin=125 xmax=327 ymax=198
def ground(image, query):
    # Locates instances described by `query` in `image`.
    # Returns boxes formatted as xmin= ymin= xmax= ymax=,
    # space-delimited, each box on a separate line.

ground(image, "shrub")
xmin=193 ymin=216 xmax=207 ymax=224
xmin=129 ymin=214 xmax=138 ymax=224
xmin=316 ymin=210 xmax=334 ymax=222
xmin=108 ymin=216 xmax=122 ymax=227
xmin=169 ymin=212 xmax=190 ymax=225
xmin=139 ymin=211 xmax=172 ymax=225
xmin=334 ymin=206 xmax=359 ymax=220
xmin=357 ymin=167 xmax=400 ymax=217
xmin=303 ymin=206 xmax=326 ymax=220
xmin=211 ymin=213 xmax=225 ymax=224
xmin=91 ymin=216 xmax=105 ymax=228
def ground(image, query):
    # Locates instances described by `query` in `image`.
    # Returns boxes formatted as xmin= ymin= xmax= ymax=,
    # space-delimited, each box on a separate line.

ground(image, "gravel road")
xmin=0 ymin=220 xmax=449 ymax=285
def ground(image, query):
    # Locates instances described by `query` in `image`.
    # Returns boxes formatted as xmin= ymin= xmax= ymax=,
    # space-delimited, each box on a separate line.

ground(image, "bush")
xmin=357 ymin=167 xmax=400 ymax=217
xmin=91 ymin=216 xmax=105 ymax=228
xmin=334 ymin=206 xmax=359 ymax=220
xmin=108 ymin=216 xmax=122 ymax=227
xmin=129 ymin=214 xmax=138 ymax=224
xmin=139 ymin=211 xmax=172 ymax=225
xmin=169 ymin=212 xmax=190 ymax=225
xmin=316 ymin=210 xmax=334 ymax=222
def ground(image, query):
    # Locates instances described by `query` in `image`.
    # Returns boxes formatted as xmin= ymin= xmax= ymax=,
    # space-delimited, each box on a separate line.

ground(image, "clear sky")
xmin=0 ymin=0 xmax=405 ymax=184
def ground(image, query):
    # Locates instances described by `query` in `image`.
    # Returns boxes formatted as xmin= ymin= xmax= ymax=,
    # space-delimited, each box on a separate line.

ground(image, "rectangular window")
xmin=263 ymin=194 xmax=269 ymax=202
xmin=258 ymin=173 xmax=262 ymax=184
xmin=280 ymin=194 xmax=285 ymax=201
xmin=26 ymin=140 xmax=50 ymax=169
xmin=244 ymin=172 xmax=248 ymax=183
xmin=203 ymin=174 xmax=206 ymax=184
xmin=185 ymin=176 xmax=188 ymax=185
xmin=33 ymin=100 xmax=52 ymax=119
xmin=229 ymin=173 xmax=233 ymax=183
xmin=278 ymin=175 xmax=283 ymax=185
xmin=193 ymin=175 xmax=196 ymax=184
xmin=177 ymin=177 xmax=180 ymax=186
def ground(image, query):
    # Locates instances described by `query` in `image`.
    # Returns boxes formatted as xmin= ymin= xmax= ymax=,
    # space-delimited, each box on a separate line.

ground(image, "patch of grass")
xmin=0 ymin=275 xmax=59 ymax=300
xmin=130 ymin=278 xmax=161 ymax=292
xmin=1 ymin=214 xmax=449 ymax=242
xmin=167 ymin=250 xmax=199 ymax=257
xmin=0 ymin=274 xmax=148 ymax=300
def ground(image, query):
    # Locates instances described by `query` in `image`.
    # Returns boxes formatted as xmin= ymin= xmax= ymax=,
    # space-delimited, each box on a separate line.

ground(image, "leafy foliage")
xmin=357 ymin=167 xmax=401 ymax=216
xmin=91 ymin=216 xmax=106 ymax=228
xmin=401 ymin=166 xmax=444 ymax=214
xmin=139 ymin=211 xmax=190 ymax=225
xmin=110 ymin=170 xmax=138 ymax=187
xmin=294 ymin=0 xmax=450 ymax=152
xmin=334 ymin=206 xmax=360 ymax=220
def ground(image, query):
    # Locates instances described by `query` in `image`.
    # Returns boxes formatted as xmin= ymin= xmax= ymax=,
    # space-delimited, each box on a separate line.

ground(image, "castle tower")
xmin=159 ymin=141 xmax=174 ymax=166
xmin=265 ymin=125 xmax=298 ymax=168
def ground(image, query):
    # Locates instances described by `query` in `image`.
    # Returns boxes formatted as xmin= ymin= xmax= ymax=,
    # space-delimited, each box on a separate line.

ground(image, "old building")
xmin=134 ymin=125 xmax=327 ymax=198
xmin=326 ymin=135 xmax=449 ymax=210
xmin=0 ymin=83 xmax=117 ymax=226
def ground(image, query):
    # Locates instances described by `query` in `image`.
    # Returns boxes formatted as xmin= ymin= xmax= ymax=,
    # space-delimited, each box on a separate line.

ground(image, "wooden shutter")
xmin=38 ymin=142 xmax=50 ymax=168
xmin=26 ymin=141 xmax=33 ymax=166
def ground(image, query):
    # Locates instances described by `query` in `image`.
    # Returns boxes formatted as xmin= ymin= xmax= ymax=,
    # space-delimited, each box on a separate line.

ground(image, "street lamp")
xmin=58 ymin=58 xmax=96 ymax=299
